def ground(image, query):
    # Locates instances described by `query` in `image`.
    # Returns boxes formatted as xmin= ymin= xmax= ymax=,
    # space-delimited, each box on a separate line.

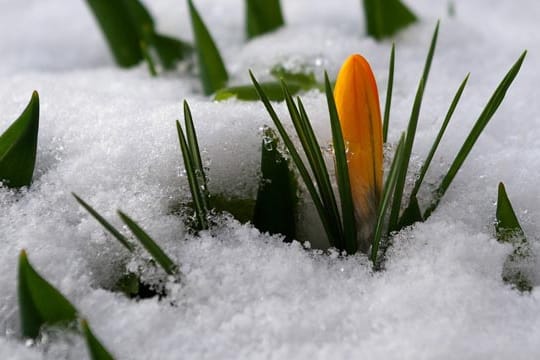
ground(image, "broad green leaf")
xmin=85 ymin=0 xmax=143 ymax=67
xmin=383 ymin=44 xmax=395 ymax=143
xmin=188 ymin=0 xmax=229 ymax=95
xmin=215 ymin=82 xmax=303 ymax=102
xmin=253 ymin=127 xmax=297 ymax=242
xmin=397 ymin=194 xmax=422 ymax=229
xmin=270 ymin=65 xmax=319 ymax=90
xmin=152 ymin=35 xmax=193 ymax=70
xmin=388 ymin=22 xmax=439 ymax=233
xmin=81 ymin=320 xmax=115 ymax=360
xmin=18 ymin=250 xmax=78 ymax=339
xmin=371 ymin=133 xmax=405 ymax=264
xmin=496 ymin=182 xmax=525 ymax=242
xmin=0 ymin=91 xmax=39 ymax=188
xmin=246 ymin=0 xmax=284 ymax=39
xmin=72 ymin=193 xmax=135 ymax=252
xmin=250 ymin=71 xmax=336 ymax=247
xmin=118 ymin=211 xmax=178 ymax=276
xmin=325 ymin=73 xmax=357 ymax=254
xmin=425 ymin=51 xmax=527 ymax=219
xmin=212 ymin=195 xmax=256 ymax=223
xmin=362 ymin=0 xmax=417 ymax=40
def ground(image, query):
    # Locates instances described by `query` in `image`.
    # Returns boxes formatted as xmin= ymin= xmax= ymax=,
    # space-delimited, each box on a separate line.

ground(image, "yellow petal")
xmin=334 ymin=54 xmax=383 ymax=250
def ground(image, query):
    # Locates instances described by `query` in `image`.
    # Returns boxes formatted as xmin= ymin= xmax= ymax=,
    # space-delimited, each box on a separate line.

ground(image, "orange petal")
xmin=334 ymin=54 xmax=383 ymax=249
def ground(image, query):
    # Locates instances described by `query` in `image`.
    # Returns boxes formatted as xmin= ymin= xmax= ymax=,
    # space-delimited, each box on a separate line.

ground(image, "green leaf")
xmin=176 ymin=115 xmax=209 ymax=230
xmin=397 ymin=194 xmax=422 ymax=229
xmin=388 ymin=22 xmax=439 ymax=233
xmin=0 ymin=91 xmax=39 ymax=188
xmin=152 ymin=35 xmax=193 ymax=70
xmin=81 ymin=319 xmax=115 ymax=360
xmin=424 ymin=51 xmax=527 ymax=219
xmin=325 ymin=73 xmax=357 ymax=254
xmin=118 ymin=211 xmax=178 ymax=276
xmin=188 ymin=0 xmax=229 ymax=95
xmin=250 ymin=71 xmax=337 ymax=247
xmin=362 ymin=0 xmax=417 ymax=40
xmin=215 ymin=82 xmax=303 ymax=102
xmin=85 ymin=0 xmax=143 ymax=67
xmin=212 ymin=195 xmax=256 ymax=223
xmin=496 ymin=182 xmax=525 ymax=242
xmin=245 ymin=0 xmax=284 ymax=39
xmin=371 ymin=133 xmax=406 ymax=264
xmin=72 ymin=193 xmax=135 ymax=252
xmin=81 ymin=319 xmax=114 ymax=360
xmin=253 ymin=127 xmax=297 ymax=242
xmin=270 ymin=65 xmax=319 ymax=90
xmin=18 ymin=250 xmax=78 ymax=339
xmin=383 ymin=43 xmax=395 ymax=143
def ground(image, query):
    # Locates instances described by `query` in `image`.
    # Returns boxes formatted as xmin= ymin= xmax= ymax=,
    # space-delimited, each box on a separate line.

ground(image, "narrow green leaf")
xmin=188 ymin=0 xmax=229 ymax=95
xmin=397 ymin=194 xmax=422 ymax=229
xmin=72 ymin=193 xmax=134 ymax=252
xmin=214 ymin=82 xmax=303 ymax=102
xmin=0 ymin=91 xmax=39 ymax=188
xmin=425 ymin=51 xmax=527 ymax=218
xmin=362 ymin=0 xmax=417 ymax=40
xmin=118 ymin=211 xmax=178 ymax=275
xmin=176 ymin=119 xmax=208 ymax=230
xmin=282 ymin=82 xmax=343 ymax=249
xmin=183 ymin=101 xmax=210 ymax=209
xmin=383 ymin=43 xmax=395 ymax=143
xmin=253 ymin=127 xmax=297 ymax=241
xmin=388 ymin=22 xmax=439 ymax=233
xmin=325 ymin=72 xmax=357 ymax=254
xmin=18 ymin=250 xmax=78 ymax=339
xmin=85 ymin=0 xmax=143 ymax=67
xmin=245 ymin=0 xmax=284 ymax=39
xmin=409 ymin=73 xmax=469 ymax=201
xmin=371 ymin=133 xmax=406 ymax=264
xmin=250 ymin=71 xmax=337 ymax=247
xmin=81 ymin=320 xmax=115 ymax=360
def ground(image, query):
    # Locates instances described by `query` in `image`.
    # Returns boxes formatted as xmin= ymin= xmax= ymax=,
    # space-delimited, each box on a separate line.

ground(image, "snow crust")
xmin=1 ymin=0 xmax=540 ymax=358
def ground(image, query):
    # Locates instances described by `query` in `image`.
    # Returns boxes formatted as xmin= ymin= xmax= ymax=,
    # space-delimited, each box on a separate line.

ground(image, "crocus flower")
xmin=334 ymin=54 xmax=383 ymax=252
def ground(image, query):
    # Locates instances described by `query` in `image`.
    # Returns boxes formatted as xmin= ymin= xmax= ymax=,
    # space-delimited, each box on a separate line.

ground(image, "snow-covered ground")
xmin=1 ymin=0 xmax=540 ymax=358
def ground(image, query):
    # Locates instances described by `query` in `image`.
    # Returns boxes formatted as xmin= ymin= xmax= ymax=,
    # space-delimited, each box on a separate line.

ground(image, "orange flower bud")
xmin=334 ymin=54 xmax=383 ymax=252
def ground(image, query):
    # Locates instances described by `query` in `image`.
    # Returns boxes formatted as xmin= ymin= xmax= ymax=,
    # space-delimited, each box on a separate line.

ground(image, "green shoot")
xmin=176 ymin=102 xmax=210 ymax=230
xmin=81 ymin=319 xmax=116 ymax=360
xmin=424 ymin=51 xmax=527 ymax=219
xmin=188 ymin=0 xmax=229 ymax=95
xmin=72 ymin=193 xmax=135 ymax=252
xmin=118 ymin=211 xmax=178 ymax=276
xmin=18 ymin=250 xmax=78 ymax=338
xmin=0 ymin=91 xmax=39 ymax=188
xmin=245 ymin=0 xmax=284 ymax=39
xmin=383 ymin=43 xmax=395 ymax=143
xmin=388 ymin=22 xmax=439 ymax=233
xmin=253 ymin=127 xmax=297 ymax=241
xmin=362 ymin=0 xmax=417 ymax=40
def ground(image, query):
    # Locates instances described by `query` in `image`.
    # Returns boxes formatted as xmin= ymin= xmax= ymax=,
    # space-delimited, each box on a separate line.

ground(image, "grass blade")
xmin=362 ymin=0 xmax=417 ymax=40
xmin=72 ymin=193 xmax=134 ymax=252
xmin=325 ymin=73 xmax=357 ymax=254
xmin=81 ymin=319 xmax=115 ymax=360
xmin=371 ymin=133 xmax=406 ymax=264
xmin=388 ymin=22 xmax=439 ymax=233
xmin=176 ymin=120 xmax=208 ymax=230
xmin=282 ymin=82 xmax=343 ymax=249
xmin=250 ymin=71 xmax=338 ymax=247
xmin=188 ymin=0 xmax=229 ymax=95
xmin=118 ymin=211 xmax=178 ymax=275
xmin=253 ymin=127 xmax=297 ymax=241
xmin=496 ymin=182 xmax=525 ymax=241
xmin=18 ymin=250 xmax=78 ymax=338
xmin=183 ymin=101 xmax=210 ymax=209
xmin=0 ymin=91 xmax=39 ymax=188
xmin=424 ymin=51 xmax=527 ymax=218
xmin=383 ymin=43 xmax=395 ymax=142
xmin=246 ymin=0 xmax=284 ymax=39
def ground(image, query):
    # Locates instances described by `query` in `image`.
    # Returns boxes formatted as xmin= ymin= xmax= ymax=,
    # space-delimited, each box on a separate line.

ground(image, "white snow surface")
xmin=1 ymin=0 xmax=540 ymax=359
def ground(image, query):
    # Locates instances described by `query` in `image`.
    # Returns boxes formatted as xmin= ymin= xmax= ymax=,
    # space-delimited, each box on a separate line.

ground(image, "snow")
xmin=1 ymin=0 xmax=540 ymax=358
